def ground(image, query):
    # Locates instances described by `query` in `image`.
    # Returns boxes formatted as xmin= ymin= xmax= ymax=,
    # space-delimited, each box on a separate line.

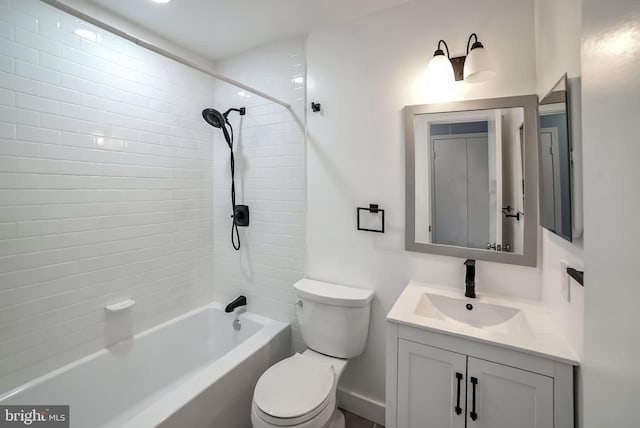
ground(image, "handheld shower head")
xmin=202 ymin=107 xmax=246 ymax=147
xmin=202 ymin=107 xmax=246 ymax=128
xmin=202 ymin=108 xmax=226 ymax=129
xmin=202 ymin=107 xmax=232 ymax=146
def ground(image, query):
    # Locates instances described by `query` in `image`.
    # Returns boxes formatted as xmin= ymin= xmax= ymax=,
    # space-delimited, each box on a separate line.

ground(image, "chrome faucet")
xmin=464 ymin=259 xmax=476 ymax=298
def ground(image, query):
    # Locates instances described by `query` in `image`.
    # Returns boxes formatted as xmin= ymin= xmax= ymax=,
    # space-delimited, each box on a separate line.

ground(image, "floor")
xmin=342 ymin=409 xmax=384 ymax=428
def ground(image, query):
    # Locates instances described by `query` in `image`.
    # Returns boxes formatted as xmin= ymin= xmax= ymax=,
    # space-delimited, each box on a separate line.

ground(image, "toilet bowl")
xmin=251 ymin=350 xmax=347 ymax=428
xmin=251 ymin=279 xmax=374 ymax=428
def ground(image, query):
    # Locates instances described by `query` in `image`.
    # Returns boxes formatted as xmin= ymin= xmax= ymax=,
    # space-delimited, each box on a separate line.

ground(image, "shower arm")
xmin=39 ymin=0 xmax=292 ymax=111
xmin=224 ymin=107 xmax=246 ymax=119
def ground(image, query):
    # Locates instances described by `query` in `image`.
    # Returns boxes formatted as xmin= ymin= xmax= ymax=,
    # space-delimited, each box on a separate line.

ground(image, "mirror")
xmin=538 ymin=74 xmax=572 ymax=242
xmin=405 ymin=95 xmax=538 ymax=266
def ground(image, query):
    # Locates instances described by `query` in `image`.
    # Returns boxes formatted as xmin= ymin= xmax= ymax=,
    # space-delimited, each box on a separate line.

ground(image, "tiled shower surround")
xmin=211 ymin=39 xmax=306 ymax=351
xmin=0 ymin=0 xmax=222 ymax=392
xmin=0 ymin=0 xmax=306 ymax=393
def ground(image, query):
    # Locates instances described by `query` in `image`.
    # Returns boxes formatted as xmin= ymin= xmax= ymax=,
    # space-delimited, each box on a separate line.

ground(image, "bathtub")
xmin=0 ymin=303 xmax=290 ymax=428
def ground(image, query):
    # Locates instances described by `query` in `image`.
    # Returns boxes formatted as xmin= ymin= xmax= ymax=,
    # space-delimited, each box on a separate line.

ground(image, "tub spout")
xmin=225 ymin=295 xmax=247 ymax=313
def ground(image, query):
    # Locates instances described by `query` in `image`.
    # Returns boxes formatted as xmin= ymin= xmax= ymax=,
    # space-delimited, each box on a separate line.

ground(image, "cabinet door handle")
xmin=470 ymin=376 xmax=478 ymax=421
xmin=454 ymin=372 xmax=463 ymax=415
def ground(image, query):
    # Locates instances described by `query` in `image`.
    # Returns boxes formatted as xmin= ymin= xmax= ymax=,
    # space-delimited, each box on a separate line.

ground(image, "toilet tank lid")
xmin=294 ymin=279 xmax=374 ymax=307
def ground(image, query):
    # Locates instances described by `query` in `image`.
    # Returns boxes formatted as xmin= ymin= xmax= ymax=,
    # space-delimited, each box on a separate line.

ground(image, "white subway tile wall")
xmin=0 ymin=0 xmax=216 ymax=392
xmin=211 ymin=39 xmax=306 ymax=352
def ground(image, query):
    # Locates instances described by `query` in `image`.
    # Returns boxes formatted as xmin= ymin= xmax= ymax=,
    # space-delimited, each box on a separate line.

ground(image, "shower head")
xmin=202 ymin=108 xmax=226 ymax=129
xmin=202 ymin=107 xmax=246 ymax=128
xmin=202 ymin=107 xmax=234 ymax=145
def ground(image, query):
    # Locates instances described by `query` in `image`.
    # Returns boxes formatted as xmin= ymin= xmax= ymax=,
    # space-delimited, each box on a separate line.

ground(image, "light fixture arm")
xmin=435 ymin=39 xmax=451 ymax=58
xmin=466 ymin=33 xmax=484 ymax=54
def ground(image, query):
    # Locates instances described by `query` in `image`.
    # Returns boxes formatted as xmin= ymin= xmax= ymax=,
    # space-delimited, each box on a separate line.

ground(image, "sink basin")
xmin=387 ymin=282 xmax=580 ymax=365
xmin=415 ymin=293 xmax=520 ymax=327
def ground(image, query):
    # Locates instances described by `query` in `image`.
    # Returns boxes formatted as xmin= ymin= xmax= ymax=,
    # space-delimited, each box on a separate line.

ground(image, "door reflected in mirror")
xmin=414 ymin=108 xmax=525 ymax=253
xmin=405 ymin=95 xmax=538 ymax=267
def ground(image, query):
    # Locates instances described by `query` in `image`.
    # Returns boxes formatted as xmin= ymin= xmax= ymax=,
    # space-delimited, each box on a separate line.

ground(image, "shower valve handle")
xmin=232 ymin=205 xmax=250 ymax=227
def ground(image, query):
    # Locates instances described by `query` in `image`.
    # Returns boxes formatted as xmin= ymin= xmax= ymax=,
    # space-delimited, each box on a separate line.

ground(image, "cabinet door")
xmin=397 ymin=340 xmax=466 ymax=428
xmin=466 ymin=357 xmax=553 ymax=428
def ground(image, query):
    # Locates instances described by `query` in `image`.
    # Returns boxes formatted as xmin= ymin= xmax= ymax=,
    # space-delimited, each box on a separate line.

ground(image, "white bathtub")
xmin=0 ymin=303 xmax=290 ymax=428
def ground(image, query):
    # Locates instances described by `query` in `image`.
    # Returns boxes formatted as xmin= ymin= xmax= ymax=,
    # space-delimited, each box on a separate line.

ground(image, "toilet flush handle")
xmin=296 ymin=300 xmax=303 ymax=308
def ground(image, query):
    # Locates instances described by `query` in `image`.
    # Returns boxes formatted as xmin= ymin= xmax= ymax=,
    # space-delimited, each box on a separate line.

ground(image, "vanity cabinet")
xmin=397 ymin=340 xmax=466 ymax=428
xmin=387 ymin=325 xmax=574 ymax=428
xmin=398 ymin=339 xmax=553 ymax=428
xmin=467 ymin=357 xmax=553 ymax=428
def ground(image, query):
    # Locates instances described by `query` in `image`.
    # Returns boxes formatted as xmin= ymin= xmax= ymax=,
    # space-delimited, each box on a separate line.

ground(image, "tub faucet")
xmin=464 ymin=259 xmax=476 ymax=298
xmin=225 ymin=295 xmax=247 ymax=313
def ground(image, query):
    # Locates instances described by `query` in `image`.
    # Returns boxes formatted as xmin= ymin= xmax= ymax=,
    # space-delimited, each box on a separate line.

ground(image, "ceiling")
xmin=84 ymin=0 xmax=415 ymax=61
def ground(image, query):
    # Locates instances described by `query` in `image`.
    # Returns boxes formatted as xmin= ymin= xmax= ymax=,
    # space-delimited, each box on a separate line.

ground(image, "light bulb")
xmin=463 ymin=46 xmax=495 ymax=83
xmin=425 ymin=54 xmax=455 ymax=98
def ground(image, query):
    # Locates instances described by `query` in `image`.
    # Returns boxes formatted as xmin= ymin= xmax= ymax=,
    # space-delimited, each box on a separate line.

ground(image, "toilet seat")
xmin=253 ymin=353 xmax=336 ymax=426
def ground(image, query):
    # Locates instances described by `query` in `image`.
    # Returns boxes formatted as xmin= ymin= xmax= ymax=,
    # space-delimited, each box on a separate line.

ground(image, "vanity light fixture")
xmin=426 ymin=33 xmax=495 ymax=86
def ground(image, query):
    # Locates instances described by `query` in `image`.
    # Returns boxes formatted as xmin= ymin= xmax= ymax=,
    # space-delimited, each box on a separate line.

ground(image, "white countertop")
xmin=387 ymin=281 xmax=580 ymax=365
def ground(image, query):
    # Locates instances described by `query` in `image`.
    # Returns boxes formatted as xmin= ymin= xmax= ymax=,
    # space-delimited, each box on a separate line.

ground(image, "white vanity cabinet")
xmin=466 ymin=356 xmax=553 ymax=428
xmin=397 ymin=339 xmax=466 ymax=428
xmin=388 ymin=324 xmax=574 ymax=428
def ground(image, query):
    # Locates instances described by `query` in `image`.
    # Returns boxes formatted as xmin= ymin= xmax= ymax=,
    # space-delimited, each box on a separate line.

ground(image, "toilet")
xmin=251 ymin=278 xmax=374 ymax=428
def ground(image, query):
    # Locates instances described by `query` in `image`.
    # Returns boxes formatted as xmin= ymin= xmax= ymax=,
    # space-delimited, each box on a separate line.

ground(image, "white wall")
xmin=582 ymin=0 xmax=640 ymax=426
xmin=0 ymin=0 xmax=216 ymax=393
xmin=306 ymin=0 xmax=538 ymax=421
xmin=534 ymin=5 xmax=584 ymax=424
xmin=534 ymin=0 xmax=584 ymax=364
xmin=49 ymin=0 xmax=218 ymax=73
xmin=210 ymin=39 xmax=307 ymax=350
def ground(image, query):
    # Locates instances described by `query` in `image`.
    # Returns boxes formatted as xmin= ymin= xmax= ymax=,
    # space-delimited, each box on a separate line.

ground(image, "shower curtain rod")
xmin=39 ymin=0 xmax=293 ymax=110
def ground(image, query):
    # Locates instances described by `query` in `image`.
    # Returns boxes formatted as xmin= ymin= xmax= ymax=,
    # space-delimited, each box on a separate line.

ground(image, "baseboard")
xmin=337 ymin=387 xmax=385 ymax=426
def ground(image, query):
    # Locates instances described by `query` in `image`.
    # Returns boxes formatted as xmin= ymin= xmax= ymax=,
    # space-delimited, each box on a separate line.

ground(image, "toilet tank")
xmin=294 ymin=279 xmax=374 ymax=359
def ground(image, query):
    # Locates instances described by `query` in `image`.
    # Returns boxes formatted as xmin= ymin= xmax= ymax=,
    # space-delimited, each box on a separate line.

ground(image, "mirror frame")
xmin=404 ymin=95 xmax=539 ymax=267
